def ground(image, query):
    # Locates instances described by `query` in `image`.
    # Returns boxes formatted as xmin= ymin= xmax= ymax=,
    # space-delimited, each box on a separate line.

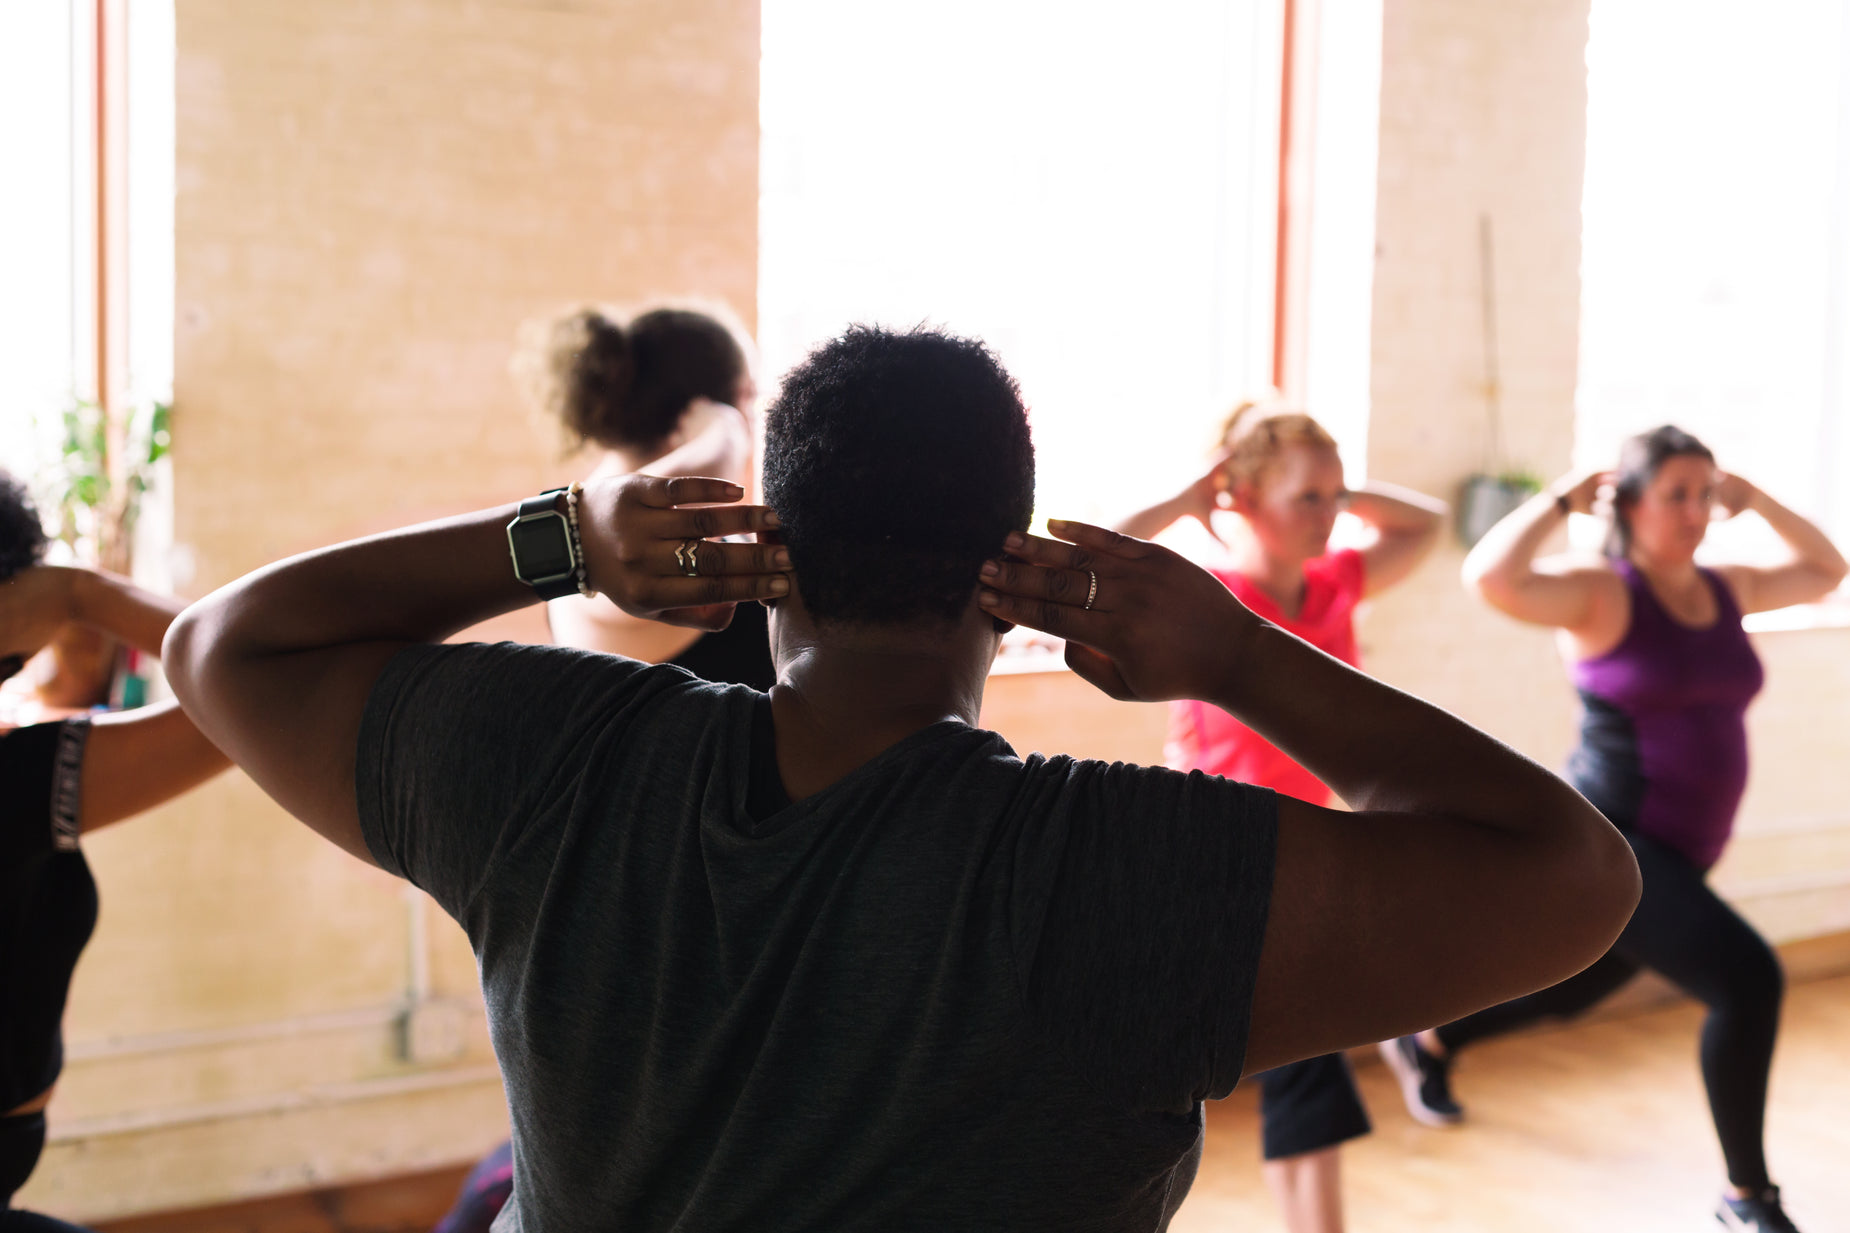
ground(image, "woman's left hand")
xmin=576 ymin=474 xmax=790 ymax=630
xmin=1714 ymin=472 xmax=1758 ymax=520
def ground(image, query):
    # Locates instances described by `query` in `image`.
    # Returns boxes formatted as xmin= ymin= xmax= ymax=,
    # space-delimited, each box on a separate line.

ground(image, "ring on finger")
xmin=1083 ymin=569 xmax=1098 ymax=611
xmin=676 ymin=539 xmax=701 ymax=577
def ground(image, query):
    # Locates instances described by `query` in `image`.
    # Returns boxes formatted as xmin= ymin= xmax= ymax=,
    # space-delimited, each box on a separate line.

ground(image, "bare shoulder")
xmin=1537 ymin=554 xmax=1629 ymax=657
xmin=1707 ymin=563 xmax=1753 ymax=608
xmin=1531 ymin=550 xmax=1619 ymax=584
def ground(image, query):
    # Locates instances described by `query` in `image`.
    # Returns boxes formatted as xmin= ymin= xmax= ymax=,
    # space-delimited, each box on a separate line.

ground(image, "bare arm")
xmin=1711 ymin=476 xmax=1849 ymax=614
xmin=1 ymin=566 xmax=232 ymax=831
xmin=1112 ymin=456 xmax=1228 ymax=544
xmin=163 ymin=477 xmax=788 ymax=864
xmin=80 ymin=701 xmax=229 ymax=833
xmin=1460 ymin=470 xmax=1626 ymax=639
xmin=978 ymin=522 xmax=1640 ymax=1075
xmin=648 ymin=399 xmax=753 ymax=485
xmin=1345 ymin=480 xmax=1448 ymax=596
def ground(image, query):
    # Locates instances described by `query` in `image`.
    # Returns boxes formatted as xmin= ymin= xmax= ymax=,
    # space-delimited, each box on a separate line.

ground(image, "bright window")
xmin=759 ymin=0 xmax=1287 ymax=528
xmin=1577 ymin=0 xmax=1850 ymax=575
xmin=0 ymin=1 xmax=174 ymax=510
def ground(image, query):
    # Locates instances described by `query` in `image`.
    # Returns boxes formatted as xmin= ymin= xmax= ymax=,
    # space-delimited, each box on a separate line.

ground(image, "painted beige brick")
xmin=23 ymin=0 xmax=759 ymax=1218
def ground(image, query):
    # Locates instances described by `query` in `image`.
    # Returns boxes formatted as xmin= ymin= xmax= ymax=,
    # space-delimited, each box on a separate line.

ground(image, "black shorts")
xmin=1258 ymin=1052 xmax=1371 ymax=1160
xmin=1 ymin=1112 xmax=46 ymax=1209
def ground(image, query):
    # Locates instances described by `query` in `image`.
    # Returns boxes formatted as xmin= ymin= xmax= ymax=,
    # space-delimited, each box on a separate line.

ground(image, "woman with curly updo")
xmin=0 ymin=472 xmax=229 ymax=1229
xmin=434 ymin=306 xmax=772 ymax=1231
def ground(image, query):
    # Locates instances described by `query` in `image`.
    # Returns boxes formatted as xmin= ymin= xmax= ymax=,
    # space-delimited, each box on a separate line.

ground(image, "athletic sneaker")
xmin=1717 ymin=1187 xmax=1802 ymax=1233
xmin=1379 ymin=1035 xmax=1463 ymax=1127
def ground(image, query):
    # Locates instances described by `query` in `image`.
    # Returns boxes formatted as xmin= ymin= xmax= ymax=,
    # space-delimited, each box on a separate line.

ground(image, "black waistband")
xmin=1565 ymin=689 xmax=1643 ymax=828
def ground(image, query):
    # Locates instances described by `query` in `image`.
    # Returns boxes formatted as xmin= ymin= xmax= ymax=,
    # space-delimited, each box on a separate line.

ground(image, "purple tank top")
xmin=1569 ymin=561 xmax=1764 ymax=869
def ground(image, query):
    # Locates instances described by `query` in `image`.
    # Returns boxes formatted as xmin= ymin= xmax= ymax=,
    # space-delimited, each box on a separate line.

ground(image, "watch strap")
xmin=509 ymin=489 xmax=580 ymax=600
xmin=518 ymin=491 xmax=563 ymax=519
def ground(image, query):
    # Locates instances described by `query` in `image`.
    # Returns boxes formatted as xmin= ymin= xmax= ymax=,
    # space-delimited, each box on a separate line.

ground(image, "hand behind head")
xmin=977 ymin=520 xmax=1260 ymax=703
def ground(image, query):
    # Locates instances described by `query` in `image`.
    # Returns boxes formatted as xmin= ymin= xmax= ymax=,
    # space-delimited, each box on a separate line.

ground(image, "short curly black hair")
xmin=0 ymin=470 xmax=49 ymax=583
xmin=762 ymin=325 xmax=1035 ymax=626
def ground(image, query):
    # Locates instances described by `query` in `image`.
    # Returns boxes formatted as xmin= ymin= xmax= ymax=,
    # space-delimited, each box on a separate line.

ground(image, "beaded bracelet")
xmin=564 ymin=482 xmax=597 ymax=598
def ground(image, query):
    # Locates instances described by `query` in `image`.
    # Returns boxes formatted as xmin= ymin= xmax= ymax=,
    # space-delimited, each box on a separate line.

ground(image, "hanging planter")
xmin=1455 ymin=213 xmax=1541 ymax=548
xmin=1457 ymin=470 xmax=1543 ymax=547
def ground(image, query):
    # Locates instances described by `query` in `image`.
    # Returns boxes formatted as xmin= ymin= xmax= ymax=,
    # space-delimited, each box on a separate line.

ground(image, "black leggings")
xmin=1 ymin=1114 xmax=90 ymax=1232
xmin=1434 ymin=826 xmax=1783 ymax=1192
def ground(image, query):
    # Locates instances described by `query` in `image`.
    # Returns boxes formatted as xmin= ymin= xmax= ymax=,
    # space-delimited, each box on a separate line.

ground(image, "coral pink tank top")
xmin=1165 ymin=549 xmax=1365 ymax=805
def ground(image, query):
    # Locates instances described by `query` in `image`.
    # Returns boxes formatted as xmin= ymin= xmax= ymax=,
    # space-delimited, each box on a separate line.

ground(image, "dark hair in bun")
xmin=513 ymin=304 xmax=750 ymax=453
xmin=0 ymin=470 xmax=49 ymax=584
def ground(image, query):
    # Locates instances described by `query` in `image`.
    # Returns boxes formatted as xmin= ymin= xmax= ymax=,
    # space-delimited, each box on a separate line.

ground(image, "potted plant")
xmin=28 ymin=397 xmax=170 ymax=709
xmin=1457 ymin=468 xmax=1542 ymax=547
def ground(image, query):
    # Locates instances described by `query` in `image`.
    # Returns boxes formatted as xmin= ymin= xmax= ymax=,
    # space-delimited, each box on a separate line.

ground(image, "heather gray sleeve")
xmin=1012 ymin=758 xmax=1277 ymax=1112
xmin=354 ymin=641 xmax=669 ymax=919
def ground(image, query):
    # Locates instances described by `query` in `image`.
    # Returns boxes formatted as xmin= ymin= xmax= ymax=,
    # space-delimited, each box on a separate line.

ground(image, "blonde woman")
xmin=1116 ymin=403 xmax=1447 ymax=1233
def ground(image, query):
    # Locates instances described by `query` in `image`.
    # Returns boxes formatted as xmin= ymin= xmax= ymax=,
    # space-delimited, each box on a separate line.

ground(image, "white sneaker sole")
xmin=1378 ymin=1040 xmax=1464 ymax=1128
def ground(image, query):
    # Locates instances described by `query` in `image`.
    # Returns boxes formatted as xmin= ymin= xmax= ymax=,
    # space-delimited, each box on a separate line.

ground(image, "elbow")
xmin=161 ymin=601 xmax=213 ymax=714
xmin=1459 ymin=556 xmax=1499 ymax=605
xmin=1540 ymin=795 xmax=1643 ymax=979
xmin=1583 ymin=810 xmax=1643 ymax=950
xmin=1825 ymin=556 xmax=1850 ymax=592
xmin=1402 ymin=509 xmax=1447 ymax=558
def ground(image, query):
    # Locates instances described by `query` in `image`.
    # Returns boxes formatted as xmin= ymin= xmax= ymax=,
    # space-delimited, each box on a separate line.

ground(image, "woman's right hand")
xmin=1111 ymin=452 xmax=1231 ymax=544
xmin=977 ymin=520 xmax=1259 ymax=703
xmin=1549 ymin=468 xmax=1615 ymax=517
xmin=1179 ymin=452 xmax=1232 ymax=539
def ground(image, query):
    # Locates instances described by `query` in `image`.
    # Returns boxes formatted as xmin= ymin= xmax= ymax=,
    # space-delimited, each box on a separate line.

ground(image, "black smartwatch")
xmin=506 ymin=489 xmax=581 ymax=600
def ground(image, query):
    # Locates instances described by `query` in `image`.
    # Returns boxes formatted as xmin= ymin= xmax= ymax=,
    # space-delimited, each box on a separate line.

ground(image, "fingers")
xmin=633 ymin=474 xmax=745 ymax=509
xmin=646 ymin=571 xmax=791 ymax=613
xmin=649 ymin=502 xmax=782 ymax=541
xmin=998 ymin=530 xmax=1095 ymax=572
xmin=1046 ymin=519 xmax=1153 ymax=558
xmin=979 ymin=555 xmax=1094 ymax=608
xmin=660 ymin=537 xmax=790 ymax=579
xmin=977 ymin=580 xmax=1105 ymax=643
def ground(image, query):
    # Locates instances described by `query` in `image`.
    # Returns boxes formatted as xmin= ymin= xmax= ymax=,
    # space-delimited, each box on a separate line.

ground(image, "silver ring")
xmin=1083 ymin=569 xmax=1098 ymax=611
xmin=677 ymin=539 xmax=701 ymax=577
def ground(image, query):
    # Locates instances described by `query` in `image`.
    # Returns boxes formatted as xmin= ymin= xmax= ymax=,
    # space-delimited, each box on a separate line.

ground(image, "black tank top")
xmin=665 ymin=601 xmax=776 ymax=691
xmin=1 ymin=719 xmax=98 ymax=1111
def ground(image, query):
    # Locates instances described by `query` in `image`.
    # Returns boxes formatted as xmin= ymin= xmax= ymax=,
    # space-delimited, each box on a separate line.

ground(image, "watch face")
xmin=510 ymin=515 xmax=574 ymax=580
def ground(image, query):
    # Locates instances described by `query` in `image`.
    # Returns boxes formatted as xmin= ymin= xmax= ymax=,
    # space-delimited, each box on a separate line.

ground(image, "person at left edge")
xmin=0 ymin=470 xmax=231 ymax=1229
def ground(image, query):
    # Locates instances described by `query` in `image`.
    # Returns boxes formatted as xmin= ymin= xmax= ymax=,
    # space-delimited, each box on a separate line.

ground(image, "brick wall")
xmin=23 ymin=0 xmax=759 ymax=1218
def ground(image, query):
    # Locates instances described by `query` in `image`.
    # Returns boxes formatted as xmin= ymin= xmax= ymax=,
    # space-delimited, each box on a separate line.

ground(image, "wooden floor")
xmin=94 ymin=974 xmax=1850 ymax=1233
xmin=1179 ymin=972 xmax=1850 ymax=1233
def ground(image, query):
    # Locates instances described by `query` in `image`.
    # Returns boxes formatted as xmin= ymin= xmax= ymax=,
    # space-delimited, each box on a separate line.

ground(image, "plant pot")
xmin=1457 ymin=474 xmax=1541 ymax=548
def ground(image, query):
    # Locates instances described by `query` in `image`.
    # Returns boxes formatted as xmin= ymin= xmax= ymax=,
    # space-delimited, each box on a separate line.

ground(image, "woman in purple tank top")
xmin=1377 ymin=427 xmax=1846 ymax=1233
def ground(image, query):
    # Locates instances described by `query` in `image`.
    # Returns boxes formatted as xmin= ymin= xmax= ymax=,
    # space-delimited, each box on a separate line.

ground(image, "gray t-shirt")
xmin=357 ymin=641 xmax=1276 ymax=1232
